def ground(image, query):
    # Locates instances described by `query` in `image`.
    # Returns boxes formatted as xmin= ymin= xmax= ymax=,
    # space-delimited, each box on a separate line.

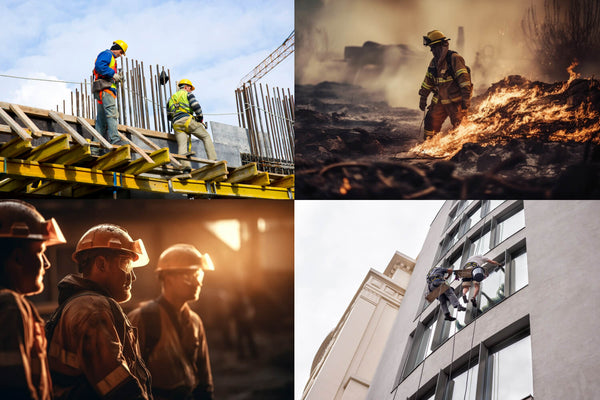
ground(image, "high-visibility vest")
xmin=93 ymin=52 xmax=117 ymax=93
xmin=168 ymin=89 xmax=193 ymax=117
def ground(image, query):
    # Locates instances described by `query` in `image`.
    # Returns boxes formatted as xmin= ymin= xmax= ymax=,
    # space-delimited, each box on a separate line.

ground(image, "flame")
xmin=411 ymin=61 xmax=599 ymax=159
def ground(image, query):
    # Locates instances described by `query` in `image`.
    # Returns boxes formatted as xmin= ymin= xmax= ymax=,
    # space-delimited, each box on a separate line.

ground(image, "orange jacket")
xmin=128 ymin=296 xmax=213 ymax=400
xmin=419 ymin=51 xmax=472 ymax=105
xmin=47 ymin=275 xmax=152 ymax=400
xmin=0 ymin=288 xmax=52 ymax=400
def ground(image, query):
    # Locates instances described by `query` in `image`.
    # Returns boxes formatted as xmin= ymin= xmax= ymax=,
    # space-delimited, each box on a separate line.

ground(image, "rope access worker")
xmin=46 ymin=224 xmax=153 ymax=400
xmin=418 ymin=30 xmax=473 ymax=140
xmin=92 ymin=40 xmax=128 ymax=146
xmin=459 ymin=255 xmax=502 ymax=308
xmin=167 ymin=79 xmax=218 ymax=172
xmin=129 ymin=244 xmax=215 ymax=400
xmin=426 ymin=266 xmax=466 ymax=321
xmin=0 ymin=200 xmax=67 ymax=399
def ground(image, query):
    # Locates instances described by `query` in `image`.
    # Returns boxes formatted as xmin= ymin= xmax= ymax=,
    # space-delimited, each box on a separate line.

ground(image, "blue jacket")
xmin=94 ymin=49 xmax=117 ymax=95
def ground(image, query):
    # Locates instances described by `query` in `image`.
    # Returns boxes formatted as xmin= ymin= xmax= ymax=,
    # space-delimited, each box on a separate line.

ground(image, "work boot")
xmin=444 ymin=313 xmax=456 ymax=321
xmin=471 ymin=298 xmax=477 ymax=308
xmin=456 ymin=305 xmax=466 ymax=312
xmin=462 ymin=295 xmax=468 ymax=303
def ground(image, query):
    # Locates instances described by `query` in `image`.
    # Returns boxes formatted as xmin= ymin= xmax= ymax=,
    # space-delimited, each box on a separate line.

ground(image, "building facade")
xmin=303 ymin=252 xmax=415 ymax=400
xmin=367 ymin=200 xmax=600 ymax=400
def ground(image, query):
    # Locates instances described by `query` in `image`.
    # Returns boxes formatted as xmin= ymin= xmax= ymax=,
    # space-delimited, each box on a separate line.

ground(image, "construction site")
xmin=0 ymin=33 xmax=294 ymax=200
xmin=295 ymin=0 xmax=600 ymax=199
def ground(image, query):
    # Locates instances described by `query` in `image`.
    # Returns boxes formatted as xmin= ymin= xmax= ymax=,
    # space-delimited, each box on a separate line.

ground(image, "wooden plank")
xmin=121 ymin=148 xmax=170 ymax=175
xmin=92 ymin=145 xmax=131 ymax=171
xmin=116 ymin=132 xmax=155 ymax=164
xmin=48 ymin=111 xmax=89 ymax=147
xmin=9 ymin=104 xmax=43 ymax=138
xmin=26 ymin=134 xmax=70 ymax=162
xmin=0 ymin=137 xmax=32 ymax=158
xmin=76 ymin=116 xmax=112 ymax=149
xmin=245 ymin=171 xmax=270 ymax=186
xmin=269 ymin=174 xmax=294 ymax=188
xmin=55 ymin=144 xmax=92 ymax=166
xmin=126 ymin=126 xmax=183 ymax=168
xmin=189 ymin=160 xmax=228 ymax=182
xmin=226 ymin=163 xmax=258 ymax=183
xmin=0 ymin=108 xmax=32 ymax=141
xmin=425 ymin=283 xmax=451 ymax=302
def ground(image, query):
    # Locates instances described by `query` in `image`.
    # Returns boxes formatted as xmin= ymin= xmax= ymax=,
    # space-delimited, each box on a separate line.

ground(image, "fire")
xmin=410 ymin=62 xmax=599 ymax=159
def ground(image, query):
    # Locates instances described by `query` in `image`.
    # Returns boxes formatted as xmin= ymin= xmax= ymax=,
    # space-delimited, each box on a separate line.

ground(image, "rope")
xmin=0 ymin=73 xmax=81 ymax=85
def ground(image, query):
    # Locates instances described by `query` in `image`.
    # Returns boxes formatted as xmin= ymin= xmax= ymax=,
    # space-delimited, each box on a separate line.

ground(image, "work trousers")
xmin=429 ymin=282 xmax=461 ymax=315
xmin=94 ymin=90 xmax=121 ymax=145
xmin=424 ymin=101 xmax=465 ymax=139
xmin=173 ymin=117 xmax=218 ymax=167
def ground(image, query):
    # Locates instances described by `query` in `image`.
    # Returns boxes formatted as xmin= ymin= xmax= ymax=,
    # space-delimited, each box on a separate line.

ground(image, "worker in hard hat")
xmin=459 ymin=255 xmax=502 ymax=308
xmin=128 ymin=244 xmax=215 ymax=400
xmin=167 ymin=79 xmax=218 ymax=171
xmin=419 ymin=30 xmax=473 ymax=140
xmin=426 ymin=266 xmax=466 ymax=321
xmin=0 ymin=200 xmax=66 ymax=399
xmin=46 ymin=224 xmax=152 ymax=400
xmin=92 ymin=40 xmax=128 ymax=147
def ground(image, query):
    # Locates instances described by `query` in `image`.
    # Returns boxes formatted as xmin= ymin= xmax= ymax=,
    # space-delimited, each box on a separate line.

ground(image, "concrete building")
xmin=302 ymin=252 xmax=416 ymax=400
xmin=367 ymin=200 xmax=600 ymax=400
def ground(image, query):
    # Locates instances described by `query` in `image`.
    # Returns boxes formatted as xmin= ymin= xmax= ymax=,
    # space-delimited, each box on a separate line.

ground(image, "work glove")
xmin=113 ymin=72 xmax=125 ymax=84
xmin=461 ymin=99 xmax=470 ymax=110
xmin=195 ymin=115 xmax=204 ymax=124
xmin=419 ymin=96 xmax=427 ymax=111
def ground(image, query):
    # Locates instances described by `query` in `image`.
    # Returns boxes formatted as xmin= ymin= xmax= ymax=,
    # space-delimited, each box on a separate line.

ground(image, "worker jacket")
xmin=47 ymin=274 xmax=152 ymax=400
xmin=419 ymin=51 xmax=472 ymax=105
xmin=93 ymin=50 xmax=118 ymax=95
xmin=168 ymin=90 xmax=204 ymax=124
xmin=128 ymin=296 xmax=214 ymax=400
xmin=0 ymin=287 xmax=52 ymax=400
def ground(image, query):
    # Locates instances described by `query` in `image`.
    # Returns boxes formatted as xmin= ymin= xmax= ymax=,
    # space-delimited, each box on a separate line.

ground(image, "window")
xmin=468 ymin=227 xmax=491 ymax=257
xmin=478 ymin=264 xmax=505 ymax=313
xmin=404 ymin=316 xmax=438 ymax=376
xmin=460 ymin=203 xmax=482 ymax=236
xmin=445 ymin=363 xmax=478 ymax=400
xmin=495 ymin=208 xmax=525 ymax=244
xmin=484 ymin=335 xmax=533 ymax=400
xmin=510 ymin=248 xmax=528 ymax=293
xmin=487 ymin=200 xmax=504 ymax=214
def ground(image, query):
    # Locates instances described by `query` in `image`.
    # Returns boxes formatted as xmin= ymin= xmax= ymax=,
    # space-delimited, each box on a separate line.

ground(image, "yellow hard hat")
xmin=156 ymin=243 xmax=214 ymax=273
xmin=0 ymin=200 xmax=66 ymax=246
xmin=72 ymin=224 xmax=148 ymax=267
xmin=113 ymin=40 xmax=128 ymax=54
xmin=178 ymin=79 xmax=195 ymax=91
xmin=423 ymin=30 xmax=450 ymax=46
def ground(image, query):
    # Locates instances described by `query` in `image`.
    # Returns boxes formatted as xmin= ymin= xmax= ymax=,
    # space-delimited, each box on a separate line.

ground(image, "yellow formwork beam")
xmin=190 ymin=161 xmax=228 ymax=182
xmin=227 ymin=163 xmax=258 ymax=183
xmin=0 ymin=137 xmax=32 ymax=158
xmin=55 ymin=144 xmax=92 ymax=165
xmin=121 ymin=148 xmax=169 ymax=175
xmin=245 ymin=172 xmax=270 ymax=186
xmin=270 ymin=174 xmax=294 ymax=188
xmin=92 ymin=145 xmax=131 ymax=170
xmin=27 ymin=181 xmax=73 ymax=196
xmin=0 ymin=157 xmax=293 ymax=199
xmin=27 ymin=134 xmax=70 ymax=162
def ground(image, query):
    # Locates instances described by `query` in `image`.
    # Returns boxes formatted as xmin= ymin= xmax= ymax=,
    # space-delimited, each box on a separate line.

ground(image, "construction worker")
xmin=167 ymin=79 xmax=218 ymax=171
xmin=426 ymin=266 xmax=466 ymax=321
xmin=459 ymin=255 xmax=502 ymax=308
xmin=419 ymin=30 xmax=473 ymax=140
xmin=46 ymin=224 xmax=152 ymax=400
xmin=128 ymin=244 xmax=215 ymax=400
xmin=92 ymin=40 xmax=128 ymax=146
xmin=0 ymin=200 xmax=66 ymax=400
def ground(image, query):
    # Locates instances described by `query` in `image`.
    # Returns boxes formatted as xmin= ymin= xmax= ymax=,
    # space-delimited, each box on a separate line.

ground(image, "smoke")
xmin=297 ymin=0 xmax=550 ymax=108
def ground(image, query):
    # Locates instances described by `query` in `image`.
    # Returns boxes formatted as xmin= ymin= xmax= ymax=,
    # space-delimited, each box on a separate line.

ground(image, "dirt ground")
xmin=295 ymin=78 xmax=600 ymax=199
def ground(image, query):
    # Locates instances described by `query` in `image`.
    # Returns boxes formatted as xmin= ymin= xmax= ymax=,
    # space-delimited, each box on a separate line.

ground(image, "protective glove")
xmin=195 ymin=115 xmax=204 ymax=124
xmin=113 ymin=72 xmax=125 ymax=84
xmin=461 ymin=99 xmax=470 ymax=110
xmin=419 ymin=96 xmax=427 ymax=111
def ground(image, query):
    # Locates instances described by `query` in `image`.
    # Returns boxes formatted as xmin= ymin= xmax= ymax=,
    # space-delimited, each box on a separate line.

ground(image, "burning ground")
xmin=295 ymin=68 xmax=600 ymax=199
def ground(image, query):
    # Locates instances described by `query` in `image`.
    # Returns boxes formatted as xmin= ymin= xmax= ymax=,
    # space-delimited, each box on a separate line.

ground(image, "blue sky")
xmin=0 ymin=0 xmax=294 ymax=127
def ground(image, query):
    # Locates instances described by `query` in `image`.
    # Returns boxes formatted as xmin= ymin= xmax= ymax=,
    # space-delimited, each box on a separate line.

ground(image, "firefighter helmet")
xmin=156 ymin=243 xmax=214 ymax=273
xmin=178 ymin=79 xmax=195 ymax=91
xmin=72 ymin=224 xmax=149 ymax=267
xmin=0 ymin=200 xmax=66 ymax=246
xmin=113 ymin=40 xmax=128 ymax=54
xmin=423 ymin=30 xmax=450 ymax=46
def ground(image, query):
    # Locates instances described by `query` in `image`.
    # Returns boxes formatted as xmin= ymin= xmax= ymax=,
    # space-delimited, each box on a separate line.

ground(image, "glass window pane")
xmin=496 ymin=209 xmax=525 ymax=244
xmin=488 ymin=200 xmax=504 ymax=213
xmin=446 ymin=363 xmax=478 ymax=400
xmin=487 ymin=336 xmax=533 ymax=400
xmin=461 ymin=204 xmax=482 ymax=235
xmin=479 ymin=265 xmax=505 ymax=313
xmin=512 ymin=250 xmax=528 ymax=293
xmin=469 ymin=228 xmax=491 ymax=256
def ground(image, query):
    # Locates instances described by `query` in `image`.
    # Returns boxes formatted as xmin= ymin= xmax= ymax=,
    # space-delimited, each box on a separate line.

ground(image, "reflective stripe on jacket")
xmin=93 ymin=50 xmax=118 ymax=95
xmin=47 ymin=274 xmax=152 ymax=400
xmin=128 ymin=296 xmax=214 ymax=400
xmin=419 ymin=52 xmax=472 ymax=104
xmin=0 ymin=288 xmax=53 ymax=400
xmin=168 ymin=90 xmax=204 ymax=123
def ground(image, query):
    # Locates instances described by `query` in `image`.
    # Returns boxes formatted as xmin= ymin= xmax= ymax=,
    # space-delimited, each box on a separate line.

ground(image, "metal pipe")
xmin=161 ymin=67 xmax=169 ymax=132
xmin=142 ymin=62 xmax=150 ymax=130
xmin=76 ymin=89 xmax=80 ymax=117
xmin=126 ymin=58 xmax=133 ymax=129
xmin=262 ymin=84 xmax=281 ymax=160
xmin=252 ymin=83 xmax=268 ymax=157
xmin=71 ymin=92 xmax=74 ymax=116
xmin=120 ymin=59 xmax=127 ymax=126
xmin=149 ymin=65 xmax=158 ymax=131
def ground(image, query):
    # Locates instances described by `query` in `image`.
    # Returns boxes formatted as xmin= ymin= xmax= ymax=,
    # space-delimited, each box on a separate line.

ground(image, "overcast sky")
xmin=0 ymin=0 xmax=293 ymax=127
xmin=295 ymin=200 xmax=445 ymax=399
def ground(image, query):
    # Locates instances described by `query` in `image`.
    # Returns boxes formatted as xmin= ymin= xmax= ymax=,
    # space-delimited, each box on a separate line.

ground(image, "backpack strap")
xmin=139 ymin=300 xmax=162 ymax=361
xmin=446 ymin=50 xmax=457 ymax=79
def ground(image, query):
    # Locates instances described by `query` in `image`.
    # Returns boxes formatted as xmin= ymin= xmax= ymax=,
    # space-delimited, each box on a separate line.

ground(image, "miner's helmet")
xmin=72 ymin=224 xmax=149 ymax=267
xmin=156 ymin=243 xmax=214 ymax=274
xmin=0 ymin=200 xmax=66 ymax=246
xmin=423 ymin=30 xmax=450 ymax=46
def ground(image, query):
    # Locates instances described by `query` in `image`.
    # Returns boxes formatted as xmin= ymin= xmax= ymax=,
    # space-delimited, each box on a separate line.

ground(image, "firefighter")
xmin=0 ymin=200 xmax=66 ymax=400
xmin=46 ymin=224 xmax=152 ymax=400
xmin=167 ymin=79 xmax=218 ymax=171
xmin=459 ymin=254 xmax=502 ymax=308
xmin=92 ymin=40 xmax=128 ymax=146
xmin=419 ymin=30 xmax=473 ymax=140
xmin=128 ymin=244 xmax=215 ymax=400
